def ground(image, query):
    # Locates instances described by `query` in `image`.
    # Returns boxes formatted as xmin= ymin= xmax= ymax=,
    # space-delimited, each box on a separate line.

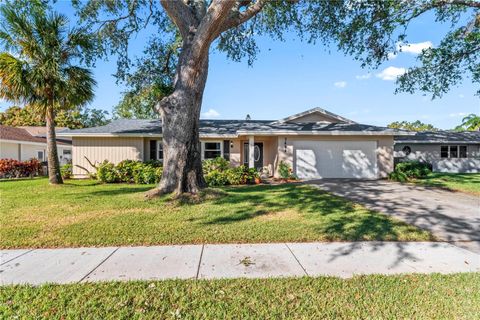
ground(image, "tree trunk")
xmin=145 ymin=40 xmax=209 ymax=198
xmin=46 ymin=106 xmax=63 ymax=184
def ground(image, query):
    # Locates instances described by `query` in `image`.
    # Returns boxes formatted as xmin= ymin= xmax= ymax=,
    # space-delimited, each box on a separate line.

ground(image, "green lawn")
xmin=0 ymin=178 xmax=433 ymax=248
xmin=1 ymin=273 xmax=479 ymax=319
xmin=415 ymin=173 xmax=480 ymax=195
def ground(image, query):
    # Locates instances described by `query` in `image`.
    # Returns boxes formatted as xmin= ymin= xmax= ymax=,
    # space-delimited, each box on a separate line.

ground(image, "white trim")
xmin=0 ymin=139 xmax=47 ymax=146
xmin=237 ymin=130 xmax=412 ymax=136
xmin=272 ymin=107 xmax=356 ymax=124
xmin=56 ymin=133 xmax=163 ymax=138
xmin=201 ymin=141 xmax=223 ymax=160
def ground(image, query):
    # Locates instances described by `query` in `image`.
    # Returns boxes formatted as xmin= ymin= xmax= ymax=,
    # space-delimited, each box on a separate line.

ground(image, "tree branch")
xmin=219 ymin=0 xmax=269 ymax=34
xmin=160 ymin=0 xmax=196 ymax=37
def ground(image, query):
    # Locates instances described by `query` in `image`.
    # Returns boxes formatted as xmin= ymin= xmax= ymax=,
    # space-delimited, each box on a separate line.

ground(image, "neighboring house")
xmin=0 ymin=125 xmax=72 ymax=164
xmin=58 ymin=107 xmax=412 ymax=179
xmin=394 ymin=131 xmax=480 ymax=173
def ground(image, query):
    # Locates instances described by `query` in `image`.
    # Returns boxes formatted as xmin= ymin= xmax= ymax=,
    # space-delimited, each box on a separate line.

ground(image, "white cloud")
xmin=376 ymin=66 xmax=406 ymax=81
xmin=334 ymin=81 xmax=347 ymax=88
xmin=397 ymin=41 xmax=433 ymax=55
xmin=449 ymin=112 xmax=467 ymax=118
xmin=355 ymin=73 xmax=371 ymax=80
xmin=387 ymin=52 xmax=397 ymax=60
xmin=201 ymin=108 xmax=220 ymax=118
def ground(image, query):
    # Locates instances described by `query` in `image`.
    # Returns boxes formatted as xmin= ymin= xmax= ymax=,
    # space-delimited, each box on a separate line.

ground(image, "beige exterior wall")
xmin=72 ymin=137 xmax=144 ymax=177
xmin=0 ymin=141 xmax=20 ymax=159
xmin=70 ymin=135 xmax=395 ymax=179
xmin=20 ymin=144 xmax=45 ymax=161
xmin=275 ymin=135 xmax=394 ymax=178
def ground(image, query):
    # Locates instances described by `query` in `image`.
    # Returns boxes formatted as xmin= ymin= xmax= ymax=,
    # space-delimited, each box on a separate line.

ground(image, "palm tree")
xmin=0 ymin=3 xmax=95 ymax=184
xmin=455 ymin=114 xmax=480 ymax=132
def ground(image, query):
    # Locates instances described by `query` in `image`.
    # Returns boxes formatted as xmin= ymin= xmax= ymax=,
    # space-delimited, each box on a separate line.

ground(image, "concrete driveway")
xmin=310 ymin=180 xmax=480 ymax=252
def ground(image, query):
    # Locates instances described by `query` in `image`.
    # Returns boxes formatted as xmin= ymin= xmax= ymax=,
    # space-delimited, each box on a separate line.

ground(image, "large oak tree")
xmin=74 ymin=0 xmax=479 ymax=196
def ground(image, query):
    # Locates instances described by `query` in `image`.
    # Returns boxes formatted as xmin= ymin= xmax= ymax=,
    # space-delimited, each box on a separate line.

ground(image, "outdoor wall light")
xmin=284 ymin=138 xmax=287 ymax=152
xmin=230 ymin=140 xmax=234 ymax=149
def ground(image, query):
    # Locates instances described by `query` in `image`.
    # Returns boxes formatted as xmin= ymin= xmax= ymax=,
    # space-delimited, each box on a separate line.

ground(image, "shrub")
xmin=278 ymin=161 xmax=296 ymax=180
xmin=0 ymin=158 xmax=41 ymax=179
xmin=97 ymin=160 xmax=163 ymax=184
xmin=202 ymin=157 xmax=229 ymax=175
xmin=205 ymin=170 xmax=229 ymax=187
xmin=97 ymin=161 xmax=119 ymax=183
xmin=389 ymin=161 xmax=431 ymax=181
xmin=116 ymin=160 xmax=139 ymax=183
xmin=60 ymin=164 xmax=73 ymax=179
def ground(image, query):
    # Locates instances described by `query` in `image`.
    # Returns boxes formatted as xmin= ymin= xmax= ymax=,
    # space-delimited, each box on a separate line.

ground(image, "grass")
xmin=1 ymin=273 xmax=479 ymax=319
xmin=0 ymin=178 xmax=433 ymax=248
xmin=415 ymin=173 xmax=480 ymax=195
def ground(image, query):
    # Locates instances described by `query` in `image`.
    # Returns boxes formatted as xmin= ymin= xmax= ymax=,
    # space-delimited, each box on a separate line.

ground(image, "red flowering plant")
xmin=0 ymin=158 xmax=41 ymax=178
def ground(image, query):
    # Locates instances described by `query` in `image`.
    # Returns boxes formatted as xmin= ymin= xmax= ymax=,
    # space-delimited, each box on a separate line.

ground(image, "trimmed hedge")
xmin=96 ymin=157 xmax=259 ymax=187
xmin=97 ymin=160 xmax=163 ymax=184
xmin=0 ymin=159 xmax=41 ymax=179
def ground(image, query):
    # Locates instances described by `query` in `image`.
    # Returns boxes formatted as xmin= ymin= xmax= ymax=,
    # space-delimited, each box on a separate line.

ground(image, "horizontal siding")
xmin=72 ymin=137 xmax=144 ymax=176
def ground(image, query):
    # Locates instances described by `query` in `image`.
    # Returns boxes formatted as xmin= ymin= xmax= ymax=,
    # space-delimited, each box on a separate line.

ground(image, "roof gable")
xmin=273 ymin=107 xmax=355 ymax=124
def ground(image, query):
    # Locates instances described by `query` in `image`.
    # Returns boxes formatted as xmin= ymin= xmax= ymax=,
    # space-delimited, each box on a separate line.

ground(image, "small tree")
xmin=0 ymin=2 xmax=96 ymax=184
xmin=388 ymin=120 xmax=438 ymax=132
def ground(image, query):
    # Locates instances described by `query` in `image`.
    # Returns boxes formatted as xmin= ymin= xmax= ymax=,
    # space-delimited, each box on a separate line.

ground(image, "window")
xmin=202 ymin=142 xmax=222 ymax=160
xmin=460 ymin=146 xmax=468 ymax=158
xmin=402 ymin=146 xmax=412 ymax=156
xmin=157 ymin=141 xmax=163 ymax=160
xmin=441 ymin=145 xmax=468 ymax=159
xmin=441 ymin=146 xmax=449 ymax=158
xmin=63 ymin=150 xmax=71 ymax=155
xmin=36 ymin=151 xmax=44 ymax=161
xmin=450 ymin=146 xmax=458 ymax=158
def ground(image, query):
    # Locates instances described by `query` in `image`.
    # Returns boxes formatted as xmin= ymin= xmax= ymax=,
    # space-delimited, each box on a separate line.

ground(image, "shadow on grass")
xmin=197 ymin=184 xmax=418 ymax=241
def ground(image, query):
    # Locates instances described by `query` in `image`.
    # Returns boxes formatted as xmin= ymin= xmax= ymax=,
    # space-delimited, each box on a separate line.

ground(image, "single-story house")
xmin=58 ymin=107 xmax=413 ymax=179
xmin=0 ymin=125 xmax=72 ymax=164
xmin=394 ymin=131 xmax=480 ymax=173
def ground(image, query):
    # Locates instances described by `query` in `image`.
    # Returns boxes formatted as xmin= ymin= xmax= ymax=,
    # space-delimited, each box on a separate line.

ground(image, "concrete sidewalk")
xmin=1 ymin=242 xmax=479 ymax=285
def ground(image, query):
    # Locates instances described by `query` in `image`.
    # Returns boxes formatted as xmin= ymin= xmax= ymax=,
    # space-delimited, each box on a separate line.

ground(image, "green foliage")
xmin=97 ymin=160 xmax=163 ymax=184
xmin=388 ymin=121 xmax=438 ymax=132
xmin=202 ymin=157 xmax=259 ymax=187
xmin=74 ymin=0 xmax=479 ymax=100
xmin=0 ymin=105 xmax=109 ymax=129
xmin=60 ymin=164 xmax=73 ymax=180
xmin=96 ymin=161 xmax=119 ymax=183
xmin=454 ymin=114 xmax=480 ymax=132
xmin=389 ymin=161 xmax=432 ymax=181
xmin=278 ymin=161 xmax=296 ymax=180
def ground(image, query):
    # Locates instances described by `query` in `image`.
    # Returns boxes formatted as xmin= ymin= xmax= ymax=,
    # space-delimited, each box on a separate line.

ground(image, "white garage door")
xmin=293 ymin=140 xmax=378 ymax=179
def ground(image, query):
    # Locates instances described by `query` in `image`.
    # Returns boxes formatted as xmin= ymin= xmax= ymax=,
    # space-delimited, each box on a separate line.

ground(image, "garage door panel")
xmin=293 ymin=141 xmax=378 ymax=179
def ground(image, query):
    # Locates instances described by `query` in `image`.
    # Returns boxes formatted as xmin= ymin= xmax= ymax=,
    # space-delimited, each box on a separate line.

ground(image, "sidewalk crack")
xmin=78 ymin=247 xmax=119 ymax=283
xmin=285 ymin=243 xmax=309 ymax=276
xmin=1 ymin=249 xmax=35 ymax=266
xmin=195 ymin=244 xmax=205 ymax=280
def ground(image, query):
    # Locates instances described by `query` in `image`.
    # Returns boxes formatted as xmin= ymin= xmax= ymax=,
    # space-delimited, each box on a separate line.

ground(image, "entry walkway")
xmin=1 ymin=242 xmax=479 ymax=285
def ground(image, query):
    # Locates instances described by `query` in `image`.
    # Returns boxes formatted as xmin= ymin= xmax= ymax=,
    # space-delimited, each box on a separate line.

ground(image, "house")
xmin=0 ymin=125 xmax=72 ymax=164
xmin=394 ymin=131 xmax=480 ymax=173
xmin=58 ymin=107 xmax=413 ymax=179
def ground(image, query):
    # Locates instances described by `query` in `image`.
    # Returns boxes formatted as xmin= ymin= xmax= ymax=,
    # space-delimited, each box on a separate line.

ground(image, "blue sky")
xmin=1 ymin=2 xmax=479 ymax=129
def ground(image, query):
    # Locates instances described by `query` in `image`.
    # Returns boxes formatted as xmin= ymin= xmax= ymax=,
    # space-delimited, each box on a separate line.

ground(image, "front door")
xmin=243 ymin=142 xmax=263 ymax=169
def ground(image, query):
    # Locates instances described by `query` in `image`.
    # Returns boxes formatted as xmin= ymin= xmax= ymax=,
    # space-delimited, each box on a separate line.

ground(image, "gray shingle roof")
xmin=395 ymin=131 xmax=480 ymax=143
xmin=59 ymin=119 xmax=406 ymax=137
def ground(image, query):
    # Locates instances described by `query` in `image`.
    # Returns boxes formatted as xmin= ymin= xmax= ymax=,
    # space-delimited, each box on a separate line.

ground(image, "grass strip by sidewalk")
xmin=1 ymin=273 xmax=479 ymax=319
xmin=0 ymin=178 xmax=433 ymax=248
